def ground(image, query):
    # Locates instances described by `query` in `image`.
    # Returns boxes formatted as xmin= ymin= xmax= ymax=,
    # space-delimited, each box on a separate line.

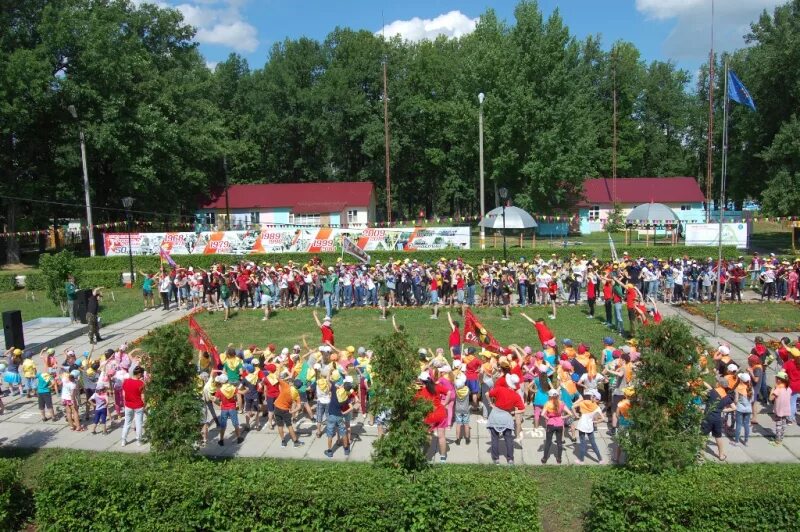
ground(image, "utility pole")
xmin=706 ymin=0 xmax=715 ymax=222
xmin=478 ymin=92 xmax=486 ymax=249
xmin=383 ymin=58 xmax=391 ymax=223
xmin=223 ymin=155 xmax=231 ymax=230
xmin=612 ymin=47 xmax=618 ymax=203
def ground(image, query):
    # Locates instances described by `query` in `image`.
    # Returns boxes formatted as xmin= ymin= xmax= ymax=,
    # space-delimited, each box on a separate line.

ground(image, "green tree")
xmin=142 ymin=323 xmax=201 ymax=457
xmin=618 ymin=318 xmax=706 ymax=473
xmin=39 ymin=249 xmax=81 ymax=309
xmin=370 ymin=329 xmax=431 ymax=472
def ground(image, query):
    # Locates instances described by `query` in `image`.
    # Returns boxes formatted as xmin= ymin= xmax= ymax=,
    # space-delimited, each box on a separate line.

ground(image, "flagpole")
xmin=714 ymin=60 xmax=729 ymax=336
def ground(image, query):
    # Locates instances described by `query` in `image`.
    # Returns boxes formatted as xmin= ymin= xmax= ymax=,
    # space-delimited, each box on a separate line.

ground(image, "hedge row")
xmin=71 ymin=245 xmax=742 ymax=271
xmin=0 ymin=271 xmax=124 ymax=293
xmin=36 ymin=452 xmax=539 ymax=531
xmin=0 ymin=459 xmax=30 ymax=531
xmin=588 ymin=464 xmax=800 ymax=531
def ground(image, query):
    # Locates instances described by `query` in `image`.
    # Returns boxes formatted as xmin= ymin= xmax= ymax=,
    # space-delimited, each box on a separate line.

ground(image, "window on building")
xmin=347 ymin=209 xmax=359 ymax=225
xmin=588 ymin=206 xmax=600 ymax=221
xmin=250 ymin=212 xmax=260 ymax=226
xmin=203 ymin=212 xmax=216 ymax=227
xmin=289 ymin=213 xmax=321 ymax=226
xmin=680 ymin=205 xmax=692 ymax=211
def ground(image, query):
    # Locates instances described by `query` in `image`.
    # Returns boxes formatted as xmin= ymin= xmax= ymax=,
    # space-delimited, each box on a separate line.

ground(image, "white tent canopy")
xmin=625 ymin=202 xmax=680 ymax=225
xmin=478 ymin=206 xmax=538 ymax=229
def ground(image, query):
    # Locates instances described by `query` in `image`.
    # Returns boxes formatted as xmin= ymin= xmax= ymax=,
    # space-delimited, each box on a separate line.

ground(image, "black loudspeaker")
xmin=75 ymin=289 xmax=91 ymax=324
xmin=2 ymin=310 xmax=24 ymax=351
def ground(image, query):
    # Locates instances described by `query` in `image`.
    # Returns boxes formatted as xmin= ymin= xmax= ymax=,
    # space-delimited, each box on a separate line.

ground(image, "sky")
xmin=137 ymin=0 xmax=784 ymax=75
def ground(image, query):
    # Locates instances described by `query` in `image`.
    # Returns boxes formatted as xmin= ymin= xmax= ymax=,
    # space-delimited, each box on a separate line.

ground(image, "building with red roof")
xmin=576 ymin=177 xmax=705 ymax=234
xmin=197 ymin=182 xmax=375 ymax=229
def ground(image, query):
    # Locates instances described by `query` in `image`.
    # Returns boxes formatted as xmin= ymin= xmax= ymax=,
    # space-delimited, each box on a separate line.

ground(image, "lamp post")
xmin=499 ymin=187 xmax=508 ymax=262
xmin=478 ymin=92 xmax=486 ymax=250
xmin=121 ymin=197 xmax=135 ymax=289
xmin=68 ymin=105 xmax=96 ymax=256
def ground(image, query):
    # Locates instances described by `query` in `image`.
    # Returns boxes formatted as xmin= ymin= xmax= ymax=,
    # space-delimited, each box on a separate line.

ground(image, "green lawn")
xmin=686 ymin=301 xmax=800 ymax=333
xmin=194 ymin=304 xmax=617 ymax=352
xmin=0 ymin=288 xmax=143 ymax=325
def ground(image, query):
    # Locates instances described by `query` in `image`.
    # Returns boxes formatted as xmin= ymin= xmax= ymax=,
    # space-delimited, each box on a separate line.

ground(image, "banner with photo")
xmin=102 ymin=226 xmax=470 ymax=256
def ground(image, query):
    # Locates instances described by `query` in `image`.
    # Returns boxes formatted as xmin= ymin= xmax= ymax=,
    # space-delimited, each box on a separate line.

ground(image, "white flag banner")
xmin=342 ymin=236 xmax=370 ymax=263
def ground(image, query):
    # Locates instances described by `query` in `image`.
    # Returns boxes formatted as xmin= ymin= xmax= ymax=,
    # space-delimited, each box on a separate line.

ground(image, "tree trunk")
xmin=6 ymin=203 xmax=20 ymax=264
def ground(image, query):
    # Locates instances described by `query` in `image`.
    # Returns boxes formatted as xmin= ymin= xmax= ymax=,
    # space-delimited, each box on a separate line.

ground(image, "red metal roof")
xmin=200 ymin=182 xmax=374 ymax=212
xmin=577 ymin=177 xmax=705 ymax=206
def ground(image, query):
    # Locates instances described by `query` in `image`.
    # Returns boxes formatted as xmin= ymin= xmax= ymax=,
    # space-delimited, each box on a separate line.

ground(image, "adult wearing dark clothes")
xmin=86 ymin=288 xmax=104 ymax=344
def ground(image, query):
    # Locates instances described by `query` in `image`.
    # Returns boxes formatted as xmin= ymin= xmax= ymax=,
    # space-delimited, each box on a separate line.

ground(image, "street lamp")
xmin=68 ymin=105 xmax=96 ymax=257
xmin=478 ymin=92 xmax=486 ymax=250
xmin=499 ymin=187 xmax=508 ymax=262
xmin=121 ymin=197 xmax=135 ymax=289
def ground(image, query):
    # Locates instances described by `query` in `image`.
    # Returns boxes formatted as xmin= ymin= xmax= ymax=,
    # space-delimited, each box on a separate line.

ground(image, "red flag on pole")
xmin=463 ymin=308 xmax=507 ymax=353
xmin=188 ymin=316 xmax=220 ymax=366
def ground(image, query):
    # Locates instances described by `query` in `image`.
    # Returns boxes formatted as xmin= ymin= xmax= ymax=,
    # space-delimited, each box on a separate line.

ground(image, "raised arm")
xmin=519 ymin=312 xmax=535 ymax=324
xmin=312 ymin=311 xmax=322 ymax=328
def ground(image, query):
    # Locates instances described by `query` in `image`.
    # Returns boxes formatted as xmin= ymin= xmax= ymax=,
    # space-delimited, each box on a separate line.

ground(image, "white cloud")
xmin=377 ymin=10 xmax=478 ymax=42
xmin=197 ymin=21 xmax=258 ymax=52
xmin=206 ymin=61 xmax=219 ymax=70
xmin=635 ymin=0 xmax=783 ymax=59
xmin=151 ymin=1 xmax=260 ymax=53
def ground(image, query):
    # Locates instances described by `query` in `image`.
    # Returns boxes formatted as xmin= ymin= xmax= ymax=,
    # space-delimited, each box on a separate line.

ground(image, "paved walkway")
xmin=1 ymin=301 xmax=800 ymax=465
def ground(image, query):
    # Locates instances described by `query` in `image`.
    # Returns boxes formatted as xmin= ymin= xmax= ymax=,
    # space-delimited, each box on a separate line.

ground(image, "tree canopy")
xmin=2 ymin=0 xmax=800 ymax=260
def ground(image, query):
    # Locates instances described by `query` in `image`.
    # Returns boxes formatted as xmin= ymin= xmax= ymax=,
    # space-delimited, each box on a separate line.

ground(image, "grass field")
xmin=194 ymin=304 xmax=618 ymax=352
xmin=0 ymin=288 xmax=143 ymax=325
xmin=685 ymin=301 xmax=800 ymax=333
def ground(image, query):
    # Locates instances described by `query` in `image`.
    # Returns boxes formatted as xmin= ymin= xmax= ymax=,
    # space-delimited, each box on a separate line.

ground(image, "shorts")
xmin=222 ymin=297 xmax=231 ymax=308
xmin=93 ymin=408 xmax=108 ymax=425
xmin=143 ymin=289 xmax=153 ymax=297
xmin=456 ymin=289 xmax=465 ymax=303
xmin=430 ymin=290 xmax=439 ymax=304
xmin=466 ymin=379 xmax=480 ymax=394
xmin=451 ymin=345 xmax=461 ymax=356
xmin=326 ymin=414 xmax=347 ymax=438
xmin=85 ymin=387 xmax=96 ymax=401
xmin=298 ymin=390 xmax=309 ymax=404
xmin=261 ymin=294 xmax=272 ymax=305
xmin=316 ymin=402 xmax=329 ymax=424
xmin=62 ymin=399 xmax=73 ymax=407
xmin=549 ymin=294 xmax=557 ymax=301
xmin=455 ymin=412 xmax=470 ymax=425
xmin=38 ymin=393 xmax=53 ymax=410
xmin=3 ymin=372 xmax=21 ymax=386
xmin=219 ymin=408 xmax=240 ymax=429
xmin=203 ymin=401 xmax=216 ymax=424
xmin=274 ymin=407 xmax=292 ymax=428
xmin=244 ymin=397 xmax=260 ymax=412
xmin=701 ymin=418 xmax=723 ymax=439
xmin=265 ymin=396 xmax=276 ymax=413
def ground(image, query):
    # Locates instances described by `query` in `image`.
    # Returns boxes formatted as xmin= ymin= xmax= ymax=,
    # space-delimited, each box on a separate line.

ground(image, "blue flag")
xmin=728 ymin=70 xmax=756 ymax=111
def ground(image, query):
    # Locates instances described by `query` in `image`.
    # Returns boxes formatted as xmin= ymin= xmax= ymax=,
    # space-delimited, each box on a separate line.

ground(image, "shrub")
xmin=618 ymin=318 xmax=706 ymax=473
xmin=588 ymin=464 xmax=800 ymax=531
xmin=140 ymin=323 xmax=201 ymax=457
xmin=34 ymin=452 xmax=539 ymax=531
xmin=0 ymin=274 xmax=16 ymax=292
xmin=22 ymin=272 xmax=46 ymax=291
xmin=81 ymin=270 xmax=124 ymax=288
xmin=71 ymin=246 xmax=742 ymax=271
xmin=0 ymin=459 xmax=31 ymax=530
xmin=38 ymin=250 xmax=81 ymax=308
xmin=370 ymin=330 xmax=432 ymax=472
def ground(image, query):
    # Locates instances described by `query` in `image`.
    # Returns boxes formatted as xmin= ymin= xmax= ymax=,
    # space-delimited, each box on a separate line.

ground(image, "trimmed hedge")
xmin=71 ymin=246 xmax=741 ymax=271
xmin=588 ymin=465 xmax=800 ymax=531
xmin=0 ymin=274 xmax=16 ymax=293
xmin=0 ymin=459 xmax=31 ymax=530
xmin=36 ymin=452 xmax=539 ymax=531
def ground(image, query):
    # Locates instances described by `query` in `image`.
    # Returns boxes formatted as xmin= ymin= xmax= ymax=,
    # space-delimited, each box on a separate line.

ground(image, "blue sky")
xmin=142 ymin=0 xmax=783 ymax=75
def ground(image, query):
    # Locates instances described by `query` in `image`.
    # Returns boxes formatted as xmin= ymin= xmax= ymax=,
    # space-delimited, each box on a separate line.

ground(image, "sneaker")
xmin=575 ymin=459 xmax=584 ymax=464
xmin=344 ymin=446 xmax=350 ymax=456
xmin=281 ymin=440 xmax=288 ymax=448
xmin=770 ymin=440 xmax=783 ymax=446
xmin=465 ymin=437 xmax=471 ymax=445
xmin=493 ymin=459 xmax=500 ymax=465
xmin=507 ymin=460 xmax=514 ymax=466
xmin=586 ymin=315 xmax=594 ymax=319
xmin=455 ymin=438 xmax=461 ymax=446
xmin=598 ymin=459 xmax=606 ymax=465
xmin=294 ymin=440 xmax=305 ymax=448
xmin=439 ymin=455 xmax=447 ymax=463
xmin=120 ymin=440 xmax=127 ymax=447
xmin=236 ymin=436 xmax=244 ymax=444
xmin=548 ymin=315 xmax=556 ymax=320
xmin=218 ymin=439 xmax=224 ymax=446
xmin=324 ymin=449 xmax=334 ymax=458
